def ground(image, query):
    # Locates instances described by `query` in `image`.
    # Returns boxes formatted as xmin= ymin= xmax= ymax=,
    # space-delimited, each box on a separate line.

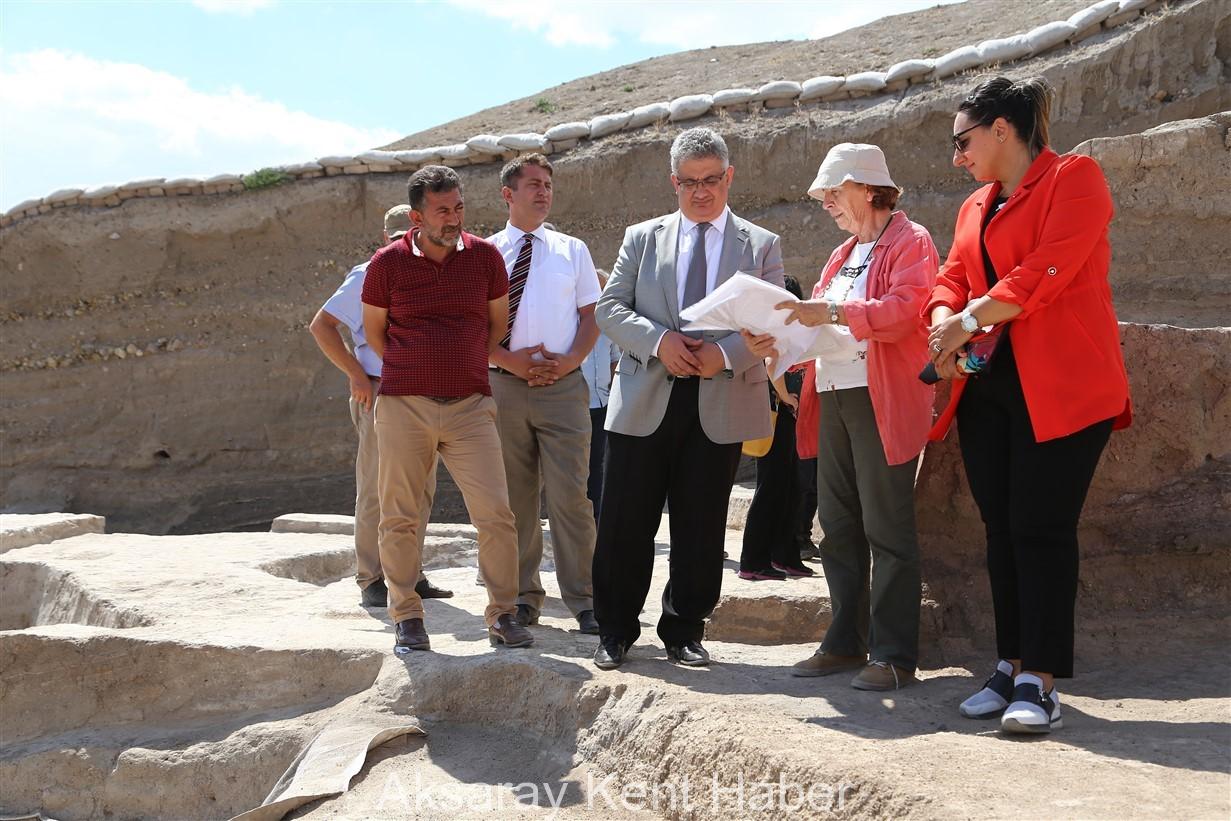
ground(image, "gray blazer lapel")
xmin=656 ymin=212 xmax=682 ymax=328
xmin=715 ymin=212 xmax=750 ymax=287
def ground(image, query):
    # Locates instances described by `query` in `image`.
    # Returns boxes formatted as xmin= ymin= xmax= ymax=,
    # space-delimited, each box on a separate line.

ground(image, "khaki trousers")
xmin=374 ymin=392 xmax=518 ymax=625
xmin=351 ymin=377 xmax=434 ymax=590
xmin=490 ymin=370 xmax=595 ymax=616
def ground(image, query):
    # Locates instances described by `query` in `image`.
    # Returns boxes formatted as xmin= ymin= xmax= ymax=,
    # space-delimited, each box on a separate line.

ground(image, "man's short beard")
xmin=422 ymin=227 xmax=460 ymax=248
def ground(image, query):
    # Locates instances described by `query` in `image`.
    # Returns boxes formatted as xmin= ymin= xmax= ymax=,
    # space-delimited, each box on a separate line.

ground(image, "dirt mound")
xmin=387 ymin=0 xmax=1095 ymax=149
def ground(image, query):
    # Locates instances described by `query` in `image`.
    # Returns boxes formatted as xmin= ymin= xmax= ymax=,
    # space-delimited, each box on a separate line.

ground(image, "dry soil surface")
xmin=1 ymin=516 xmax=1227 ymax=820
xmin=388 ymin=0 xmax=1093 ymax=148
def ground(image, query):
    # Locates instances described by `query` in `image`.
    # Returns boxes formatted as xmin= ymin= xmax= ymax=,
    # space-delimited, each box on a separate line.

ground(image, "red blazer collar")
xmin=973 ymin=147 xmax=1060 ymax=208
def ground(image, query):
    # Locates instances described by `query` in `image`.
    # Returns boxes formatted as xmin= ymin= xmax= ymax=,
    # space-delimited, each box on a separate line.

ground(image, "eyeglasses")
xmin=951 ymin=122 xmax=985 ymax=153
xmin=676 ymin=173 xmax=726 ymax=193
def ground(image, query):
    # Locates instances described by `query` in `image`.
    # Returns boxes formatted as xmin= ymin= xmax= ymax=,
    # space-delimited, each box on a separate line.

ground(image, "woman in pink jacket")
xmin=745 ymin=144 xmax=938 ymax=691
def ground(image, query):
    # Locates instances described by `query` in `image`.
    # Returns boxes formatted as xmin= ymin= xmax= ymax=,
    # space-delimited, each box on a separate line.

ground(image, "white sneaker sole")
xmin=1001 ymin=716 xmax=1063 ymax=734
xmin=959 ymin=703 xmax=1007 ymax=719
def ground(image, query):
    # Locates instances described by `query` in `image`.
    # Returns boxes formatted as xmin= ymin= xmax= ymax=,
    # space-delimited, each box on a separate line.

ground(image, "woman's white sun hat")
xmin=808 ymin=143 xmax=898 ymax=200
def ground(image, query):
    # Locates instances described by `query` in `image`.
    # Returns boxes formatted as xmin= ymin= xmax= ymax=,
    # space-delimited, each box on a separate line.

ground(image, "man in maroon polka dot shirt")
xmin=362 ymin=165 xmax=532 ymax=653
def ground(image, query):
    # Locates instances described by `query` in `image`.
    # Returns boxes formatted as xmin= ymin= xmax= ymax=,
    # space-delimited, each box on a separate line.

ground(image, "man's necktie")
xmin=501 ymin=233 xmax=533 ymax=348
xmin=681 ymin=222 xmax=711 ymax=311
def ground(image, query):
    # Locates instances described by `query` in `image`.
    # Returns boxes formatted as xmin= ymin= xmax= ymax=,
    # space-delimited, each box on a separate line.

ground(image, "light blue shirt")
xmin=321 ymin=261 xmax=383 ymax=378
xmin=581 ymin=333 xmax=620 ymax=409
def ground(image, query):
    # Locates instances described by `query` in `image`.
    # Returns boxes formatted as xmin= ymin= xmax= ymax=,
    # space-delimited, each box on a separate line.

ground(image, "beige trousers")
xmin=351 ymin=377 xmax=434 ymax=590
xmin=490 ymin=370 xmax=595 ymax=616
xmin=374 ymin=392 xmax=518 ymax=625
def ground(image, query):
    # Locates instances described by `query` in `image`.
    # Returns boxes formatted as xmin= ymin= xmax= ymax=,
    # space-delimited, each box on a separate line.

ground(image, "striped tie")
xmin=501 ymin=232 xmax=534 ymax=348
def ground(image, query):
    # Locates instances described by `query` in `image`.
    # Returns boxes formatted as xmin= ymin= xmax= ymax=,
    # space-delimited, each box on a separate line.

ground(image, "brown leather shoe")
xmin=414 ymin=577 xmax=454 ymax=599
xmin=488 ymin=614 xmax=534 ymax=648
xmin=851 ymin=661 xmax=916 ymax=691
xmin=790 ymin=650 xmax=867 ymax=678
xmin=394 ymin=618 xmax=430 ymax=652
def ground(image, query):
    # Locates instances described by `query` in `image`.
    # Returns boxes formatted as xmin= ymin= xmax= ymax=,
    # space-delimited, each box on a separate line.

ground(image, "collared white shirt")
xmin=321 ymin=261 xmax=383 ymax=377
xmin=488 ymin=221 xmax=601 ymax=354
xmin=652 ymin=206 xmax=733 ymax=368
xmin=676 ymin=205 xmax=730 ymax=308
xmin=581 ymin=333 xmax=620 ymax=408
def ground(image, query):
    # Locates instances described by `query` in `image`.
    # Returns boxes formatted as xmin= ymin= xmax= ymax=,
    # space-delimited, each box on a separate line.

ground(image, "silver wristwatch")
xmin=959 ymin=310 xmax=980 ymax=334
xmin=828 ymin=301 xmax=840 ymax=325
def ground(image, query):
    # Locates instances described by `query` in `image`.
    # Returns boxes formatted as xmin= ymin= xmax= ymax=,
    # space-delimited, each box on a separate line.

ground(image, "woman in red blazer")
xmin=924 ymin=77 xmax=1131 ymax=735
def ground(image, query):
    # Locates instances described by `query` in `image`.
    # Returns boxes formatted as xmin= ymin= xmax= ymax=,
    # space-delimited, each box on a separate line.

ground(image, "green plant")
xmin=622 ymin=84 xmax=635 ymax=93
xmin=533 ymin=97 xmax=558 ymax=114
xmin=242 ymin=168 xmax=291 ymax=190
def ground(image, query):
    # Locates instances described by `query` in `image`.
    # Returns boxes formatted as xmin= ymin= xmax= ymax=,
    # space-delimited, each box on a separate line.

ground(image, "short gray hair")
xmin=670 ymin=127 xmax=729 ymax=175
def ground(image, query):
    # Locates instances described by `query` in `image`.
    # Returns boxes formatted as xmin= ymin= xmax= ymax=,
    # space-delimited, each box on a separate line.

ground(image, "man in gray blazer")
xmin=592 ymin=127 xmax=785 ymax=670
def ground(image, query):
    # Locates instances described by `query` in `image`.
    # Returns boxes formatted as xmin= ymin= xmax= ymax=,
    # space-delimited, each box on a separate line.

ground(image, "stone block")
xmin=0 ymin=513 xmax=106 ymax=553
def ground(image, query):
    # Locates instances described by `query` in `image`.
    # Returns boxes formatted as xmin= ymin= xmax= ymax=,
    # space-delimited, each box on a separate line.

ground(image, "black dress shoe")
xmin=489 ymin=614 xmax=534 ymax=648
xmin=414 ymin=577 xmax=454 ymax=599
xmin=666 ymin=641 xmax=710 ymax=666
xmin=513 ymin=603 xmax=540 ymax=627
xmin=594 ymin=636 xmax=629 ymax=670
xmin=576 ymin=610 xmax=600 ymax=635
xmin=360 ymin=579 xmax=388 ymax=608
xmin=394 ymin=617 xmax=430 ymax=652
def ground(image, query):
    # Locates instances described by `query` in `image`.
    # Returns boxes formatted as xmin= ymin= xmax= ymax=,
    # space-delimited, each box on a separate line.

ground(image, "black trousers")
xmin=587 ymin=405 xmax=608 ymax=521
xmin=957 ymin=341 xmax=1113 ymax=678
xmin=740 ymin=407 xmax=802 ymax=570
xmin=795 ymin=456 xmax=819 ymax=550
xmin=593 ymin=378 xmax=742 ymax=645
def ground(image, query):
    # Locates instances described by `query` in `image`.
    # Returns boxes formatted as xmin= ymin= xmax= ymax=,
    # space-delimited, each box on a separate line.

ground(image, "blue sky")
xmin=0 ymin=0 xmax=957 ymax=210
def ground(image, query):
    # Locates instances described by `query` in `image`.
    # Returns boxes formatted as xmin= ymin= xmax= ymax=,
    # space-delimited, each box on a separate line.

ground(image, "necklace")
xmin=824 ymin=217 xmax=892 ymax=303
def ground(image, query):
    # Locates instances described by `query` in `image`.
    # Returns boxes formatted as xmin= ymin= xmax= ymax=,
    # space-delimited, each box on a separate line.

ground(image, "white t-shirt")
xmin=814 ymin=240 xmax=875 ymax=392
xmin=488 ymin=222 xmax=602 ymax=355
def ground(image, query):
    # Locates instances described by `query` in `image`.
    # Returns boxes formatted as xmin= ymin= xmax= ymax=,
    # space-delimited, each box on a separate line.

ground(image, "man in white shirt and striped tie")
xmin=488 ymin=154 xmax=603 ymax=635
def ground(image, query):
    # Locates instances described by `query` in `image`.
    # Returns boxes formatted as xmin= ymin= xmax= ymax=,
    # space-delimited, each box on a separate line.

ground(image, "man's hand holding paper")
xmin=679 ymin=272 xmax=839 ymax=379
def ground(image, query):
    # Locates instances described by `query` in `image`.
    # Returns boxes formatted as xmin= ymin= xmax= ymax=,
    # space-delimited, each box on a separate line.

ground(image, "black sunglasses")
xmin=951 ymin=122 xmax=985 ymax=153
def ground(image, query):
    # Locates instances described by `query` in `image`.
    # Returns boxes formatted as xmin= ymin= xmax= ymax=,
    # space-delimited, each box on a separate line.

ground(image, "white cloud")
xmin=0 ymin=49 xmax=398 ymax=209
xmin=447 ymin=0 xmax=962 ymax=50
xmin=190 ymin=0 xmax=276 ymax=15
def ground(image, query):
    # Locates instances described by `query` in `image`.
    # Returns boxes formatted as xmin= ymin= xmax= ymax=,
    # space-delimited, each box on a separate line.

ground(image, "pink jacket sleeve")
xmin=845 ymin=228 xmax=939 ymax=343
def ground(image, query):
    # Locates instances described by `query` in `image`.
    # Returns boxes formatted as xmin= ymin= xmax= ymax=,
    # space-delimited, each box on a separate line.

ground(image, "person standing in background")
xmin=488 ymin=154 xmax=602 ymax=635
xmin=308 ymin=204 xmax=452 ymax=609
xmin=580 ymin=270 xmax=620 ymax=522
